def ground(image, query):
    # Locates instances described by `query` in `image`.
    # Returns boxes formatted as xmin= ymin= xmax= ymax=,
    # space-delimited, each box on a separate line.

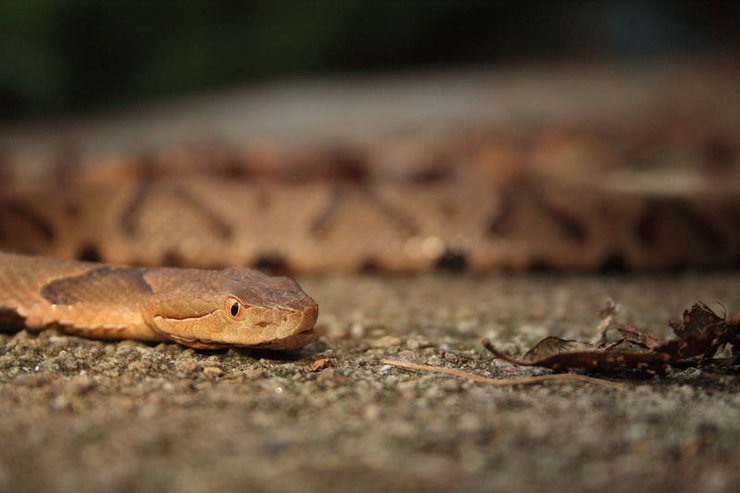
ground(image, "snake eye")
xmin=226 ymin=297 xmax=246 ymax=320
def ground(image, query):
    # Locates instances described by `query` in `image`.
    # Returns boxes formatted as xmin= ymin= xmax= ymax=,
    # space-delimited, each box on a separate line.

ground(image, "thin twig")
xmin=592 ymin=298 xmax=619 ymax=345
xmin=381 ymin=359 xmax=624 ymax=389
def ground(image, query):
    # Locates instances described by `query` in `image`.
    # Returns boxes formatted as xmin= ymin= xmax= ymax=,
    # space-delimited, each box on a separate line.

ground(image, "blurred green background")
xmin=1 ymin=0 xmax=738 ymax=120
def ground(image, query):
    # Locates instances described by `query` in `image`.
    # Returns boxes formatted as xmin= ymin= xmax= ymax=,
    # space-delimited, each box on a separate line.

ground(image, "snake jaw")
xmin=164 ymin=333 xmax=230 ymax=349
xmin=250 ymin=328 xmax=320 ymax=350
xmin=163 ymin=324 xmax=319 ymax=351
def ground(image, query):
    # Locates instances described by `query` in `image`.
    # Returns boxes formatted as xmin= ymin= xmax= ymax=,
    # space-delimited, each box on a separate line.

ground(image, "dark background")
xmin=1 ymin=0 xmax=738 ymax=120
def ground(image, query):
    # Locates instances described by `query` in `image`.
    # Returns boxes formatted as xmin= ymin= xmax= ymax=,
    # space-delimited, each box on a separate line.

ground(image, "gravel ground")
xmin=1 ymin=272 xmax=738 ymax=493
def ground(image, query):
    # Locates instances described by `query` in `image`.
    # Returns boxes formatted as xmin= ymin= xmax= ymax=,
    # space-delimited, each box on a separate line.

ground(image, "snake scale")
xmin=1 ymin=66 xmax=739 ymax=349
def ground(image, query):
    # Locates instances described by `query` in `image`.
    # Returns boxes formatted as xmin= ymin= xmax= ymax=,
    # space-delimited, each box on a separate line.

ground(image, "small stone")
xmin=239 ymin=369 xmax=265 ymax=380
xmin=349 ymin=323 xmax=366 ymax=338
xmin=426 ymin=355 xmax=444 ymax=367
xmin=397 ymin=350 xmax=416 ymax=361
xmin=370 ymin=336 xmax=402 ymax=349
xmin=443 ymin=352 xmax=461 ymax=364
xmin=310 ymin=357 xmax=331 ymax=372
xmin=203 ymin=366 xmax=224 ymax=378
xmin=405 ymin=336 xmax=433 ymax=350
xmin=175 ymin=360 xmax=201 ymax=375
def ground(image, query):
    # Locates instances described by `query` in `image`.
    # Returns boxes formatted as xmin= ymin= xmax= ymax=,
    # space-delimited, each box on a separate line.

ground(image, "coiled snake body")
xmin=1 ymin=65 xmax=739 ymax=348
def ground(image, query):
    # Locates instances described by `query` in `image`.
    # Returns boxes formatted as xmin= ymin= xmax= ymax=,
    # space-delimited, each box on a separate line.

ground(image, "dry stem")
xmin=381 ymin=359 xmax=624 ymax=389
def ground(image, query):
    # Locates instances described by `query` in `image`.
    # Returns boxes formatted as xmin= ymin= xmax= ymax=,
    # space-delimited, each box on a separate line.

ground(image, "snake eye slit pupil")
xmin=230 ymin=301 xmax=240 ymax=317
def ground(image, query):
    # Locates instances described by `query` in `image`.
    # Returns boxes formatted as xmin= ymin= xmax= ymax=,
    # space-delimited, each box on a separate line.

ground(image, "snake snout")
xmin=295 ymin=301 xmax=319 ymax=333
xmin=255 ymin=301 xmax=318 ymax=350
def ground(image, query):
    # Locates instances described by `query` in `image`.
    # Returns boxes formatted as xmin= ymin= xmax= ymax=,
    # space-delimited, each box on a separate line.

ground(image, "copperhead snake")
xmin=1 ymin=111 xmax=739 ymax=349
xmin=0 ymin=252 xmax=319 ymax=349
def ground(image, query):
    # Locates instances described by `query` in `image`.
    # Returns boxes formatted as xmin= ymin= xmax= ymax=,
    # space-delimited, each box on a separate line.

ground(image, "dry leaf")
xmin=310 ymin=357 xmax=331 ymax=372
xmin=483 ymin=302 xmax=739 ymax=374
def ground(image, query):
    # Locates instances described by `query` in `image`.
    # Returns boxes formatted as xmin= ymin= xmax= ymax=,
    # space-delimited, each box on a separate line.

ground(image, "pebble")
xmin=310 ymin=357 xmax=331 ymax=372
xmin=203 ymin=366 xmax=224 ymax=378
xmin=370 ymin=335 xmax=402 ymax=348
xmin=175 ymin=360 xmax=201 ymax=375
xmin=443 ymin=352 xmax=461 ymax=363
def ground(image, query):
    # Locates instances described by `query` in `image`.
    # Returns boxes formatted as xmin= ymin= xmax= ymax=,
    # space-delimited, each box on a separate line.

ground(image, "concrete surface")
xmin=1 ymin=272 xmax=738 ymax=492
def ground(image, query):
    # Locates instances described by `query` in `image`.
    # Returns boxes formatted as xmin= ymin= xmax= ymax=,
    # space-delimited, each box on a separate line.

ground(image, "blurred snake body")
xmin=2 ymin=178 xmax=739 ymax=272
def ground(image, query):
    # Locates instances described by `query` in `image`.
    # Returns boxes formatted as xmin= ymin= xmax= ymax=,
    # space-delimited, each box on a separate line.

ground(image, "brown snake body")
xmin=1 ymin=64 xmax=739 ymax=348
xmin=2 ymin=178 xmax=738 ymax=273
xmin=0 ymin=252 xmax=318 ymax=349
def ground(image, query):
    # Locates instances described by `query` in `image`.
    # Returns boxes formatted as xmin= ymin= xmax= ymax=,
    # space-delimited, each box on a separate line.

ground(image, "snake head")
xmin=141 ymin=267 xmax=319 ymax=349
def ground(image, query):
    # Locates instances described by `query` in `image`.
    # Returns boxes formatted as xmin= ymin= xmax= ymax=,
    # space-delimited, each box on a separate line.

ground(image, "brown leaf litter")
xmin=383 ymin=301 xmax=737 ymax=390
xmin=483 ymin=301 xmax=739 ymax=375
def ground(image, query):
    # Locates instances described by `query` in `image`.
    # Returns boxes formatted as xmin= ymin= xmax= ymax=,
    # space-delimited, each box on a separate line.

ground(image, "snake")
xmin=2 ymin=173 xmax=738 ymax=272
xmin=0 ymin=251 xmax=318 ymax=349
xmin=1 ymin=100 xmax=739 ymax=349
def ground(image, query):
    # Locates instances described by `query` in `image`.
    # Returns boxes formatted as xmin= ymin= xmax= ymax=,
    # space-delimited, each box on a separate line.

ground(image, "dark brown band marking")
xmin=253 ymin=252 xmax=288 ymax=274
xmin=637 ymin=198 xmax=725 ymax=252
xmin=120 ymin=184 xmax=151 ymax=237
xmin=310 ymin=186 xmax=419 ymax=238
xmin=487 ymin=190 xmax=515 ymax=236
xmin=367 ymin=188 xmax=419 ymax=236
xmin=0 ymin=201 xmax=55 ymax=244
xmin=0 ymin=306 xmax=26 ymax=330
xmin=41 ymin=266 xmax=153 ymax=305
xmin=121 ymin=184 xmax=234 ymax=240
xmin=76 ymin=245 xmax=102 ymax=262
xmin=171 ymin=188 xmax=234 ymax=240
xmin=488 ymin=189 xmax=586 ymax=242
xmin=309 ymin=187 xmax=342 ymax=236
xmin=435 ymin=248 xmax=468 ymax=271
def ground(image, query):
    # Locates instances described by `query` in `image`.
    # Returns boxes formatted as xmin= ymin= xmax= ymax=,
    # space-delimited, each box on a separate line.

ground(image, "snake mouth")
xmin=251 ymin=326 xmax=319 ymax=350
xmin=164 ymin=329 xmax=317 ymax=350
xmin=164 ymin=333 xmax=230 ymax=350
xmin=163 ymin=326 xmax=318 ymax=350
